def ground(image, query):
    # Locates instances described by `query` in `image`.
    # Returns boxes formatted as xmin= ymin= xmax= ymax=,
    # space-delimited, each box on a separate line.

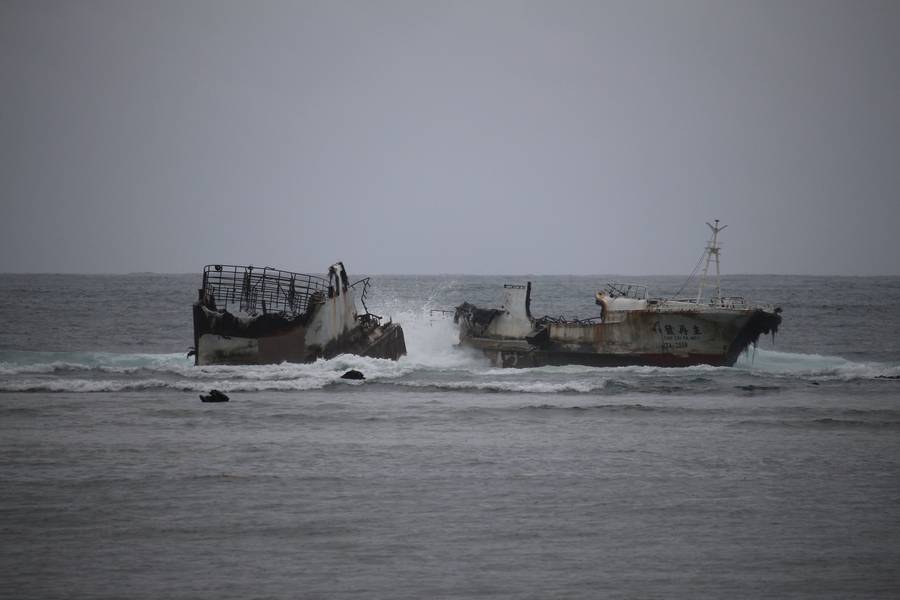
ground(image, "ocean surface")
xmin=1 ymin=273 xmax=899 ymax=599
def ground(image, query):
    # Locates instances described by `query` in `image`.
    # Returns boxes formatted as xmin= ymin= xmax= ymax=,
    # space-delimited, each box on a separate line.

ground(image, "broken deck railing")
xmin=672 ymin=296 xmax=749 ymax=309
xmin=605 ymin=283 xmax=648 ymax=300
xmin=200 ymin=265 xmax=329 ymax=316
xmin=349 ymin=277 xmax=380 ymax=318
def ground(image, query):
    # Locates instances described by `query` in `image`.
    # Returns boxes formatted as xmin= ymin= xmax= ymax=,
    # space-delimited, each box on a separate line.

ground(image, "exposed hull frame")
xmin=191 ymin=262 xmax=406 ymax=366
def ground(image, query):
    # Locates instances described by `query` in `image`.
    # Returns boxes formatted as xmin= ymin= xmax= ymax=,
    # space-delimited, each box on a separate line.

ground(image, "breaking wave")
xmin=734 ymin=349 xmax=900 ymax=381
xmin=390 ymin=379 xmax=609 ymax=394
xmin=1 ymin=310 xmax=898 ymax=394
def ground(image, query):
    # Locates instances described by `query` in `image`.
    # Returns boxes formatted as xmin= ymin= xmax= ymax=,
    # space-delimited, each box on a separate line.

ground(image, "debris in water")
xmin=200 ymin=389 xmax=230 ymax=402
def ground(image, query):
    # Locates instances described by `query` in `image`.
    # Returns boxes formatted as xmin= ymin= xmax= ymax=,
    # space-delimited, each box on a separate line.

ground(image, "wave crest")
xmin=2 ymin=328 xmax=899 ymax=394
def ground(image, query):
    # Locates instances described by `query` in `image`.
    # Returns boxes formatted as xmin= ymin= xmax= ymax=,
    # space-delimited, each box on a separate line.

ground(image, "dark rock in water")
xmin=341 ymin=370 xmax=365 ymax=380
xmin=200 ymin=389 xmax=229 ymax=402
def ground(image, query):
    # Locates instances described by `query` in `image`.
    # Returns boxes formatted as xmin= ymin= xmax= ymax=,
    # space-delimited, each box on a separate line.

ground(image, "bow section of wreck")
xmin=191 ymin=262 xmax=405 ymax=365
xmin=453 ymin=221 xmax=782 ymax=368
xmin=454 ymin=283 xmax=780 ymax=368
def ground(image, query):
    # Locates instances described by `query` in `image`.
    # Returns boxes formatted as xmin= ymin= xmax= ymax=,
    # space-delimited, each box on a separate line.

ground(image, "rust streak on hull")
xmin=455 ymin=283 xmax=781 ymax=369
xmin=454 ymin=222 xmax=782 ymax=369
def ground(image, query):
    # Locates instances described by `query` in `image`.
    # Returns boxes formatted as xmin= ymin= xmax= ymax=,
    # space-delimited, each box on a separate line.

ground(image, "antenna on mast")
xmin=696 ymin=219 xmax=727 ymax=304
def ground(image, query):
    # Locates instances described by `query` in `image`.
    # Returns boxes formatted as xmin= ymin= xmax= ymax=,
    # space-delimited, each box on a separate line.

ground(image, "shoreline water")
xmin=3 ymin=387 xmax=899 ymax=598
xmin=1 ymin=274 xmax=899 ymax=598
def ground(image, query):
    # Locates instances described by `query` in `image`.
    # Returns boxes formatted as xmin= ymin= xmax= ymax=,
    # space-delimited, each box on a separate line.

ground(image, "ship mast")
xmin=696 ymin=219 xmax=726 ymax=304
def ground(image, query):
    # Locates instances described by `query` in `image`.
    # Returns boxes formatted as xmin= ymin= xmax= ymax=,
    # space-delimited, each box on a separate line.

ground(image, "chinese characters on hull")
xmin=653 ymin=320 xmax=704 ymax=351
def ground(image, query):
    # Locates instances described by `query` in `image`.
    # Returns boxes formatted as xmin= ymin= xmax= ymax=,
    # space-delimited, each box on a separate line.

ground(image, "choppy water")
xmin=1 ymin=273 xmax=899 ymax=598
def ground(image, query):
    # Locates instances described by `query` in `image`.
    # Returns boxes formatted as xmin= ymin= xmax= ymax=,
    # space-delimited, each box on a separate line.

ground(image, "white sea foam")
xmin=0 ymin=351 xmax=190 ymax=372
xmin=390 ymin=307 xmax=486 ymax=370
xmin=2 ymin=313 xmax=898 ymax=393
xmin=735 ymin=348 xmax=900 ymax=380
xmin=0 ymin=376 xmax=612 ymax=395
xmin=392 ymin=379 xmax=609 ymax=394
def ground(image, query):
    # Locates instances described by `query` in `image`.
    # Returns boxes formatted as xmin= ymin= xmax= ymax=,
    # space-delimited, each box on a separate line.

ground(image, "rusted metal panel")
xmin=192 ymin=262 xmax=405 ymax=365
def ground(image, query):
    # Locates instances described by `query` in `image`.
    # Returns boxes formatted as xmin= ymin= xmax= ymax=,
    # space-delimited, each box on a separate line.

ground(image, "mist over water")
xmin=1 ymin=273 xmax=899 ymax=598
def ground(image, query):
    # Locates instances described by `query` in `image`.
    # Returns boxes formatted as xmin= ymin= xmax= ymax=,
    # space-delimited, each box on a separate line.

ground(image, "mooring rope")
xmin=674 ymin=247 xmax=707 ymax=298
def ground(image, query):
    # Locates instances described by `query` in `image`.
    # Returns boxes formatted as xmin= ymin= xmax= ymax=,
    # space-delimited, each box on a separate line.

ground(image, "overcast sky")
xmin=2 ymin=0 xmax=899 ymax=275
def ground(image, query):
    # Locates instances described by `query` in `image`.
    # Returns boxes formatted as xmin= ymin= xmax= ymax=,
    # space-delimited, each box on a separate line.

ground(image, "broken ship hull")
xmin=192 ymin=263 xmax=406 ymax=366
xmin=455 ymin=283 xmax=780 ymax=369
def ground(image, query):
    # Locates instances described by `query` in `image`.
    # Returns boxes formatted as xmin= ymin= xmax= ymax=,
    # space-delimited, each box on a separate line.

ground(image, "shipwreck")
xmin=454 ymin=221 xmax=782 ymax=368
xmin=191 ymin=262 xmax=405 ymax=365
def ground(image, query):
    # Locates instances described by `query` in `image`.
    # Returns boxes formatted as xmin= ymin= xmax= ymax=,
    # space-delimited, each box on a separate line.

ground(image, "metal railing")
xmin=606 ymin=282 xmax=648 ymax=300
xmin=671 ymin=295 xmax=748 ymax=309
xmin=199 ymin=265 xmax=329 ymax=316
xmin=350 ymin=277 xmax=381 ymax=319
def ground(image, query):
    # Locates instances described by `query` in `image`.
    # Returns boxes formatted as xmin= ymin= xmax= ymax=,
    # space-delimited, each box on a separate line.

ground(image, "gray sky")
xmin=2 ymin=0 xmax=899 ymax=275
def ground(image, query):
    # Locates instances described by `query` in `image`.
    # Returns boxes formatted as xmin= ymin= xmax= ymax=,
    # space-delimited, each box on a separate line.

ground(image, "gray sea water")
xmin=1 ymin=273 xmax=899 ymax=599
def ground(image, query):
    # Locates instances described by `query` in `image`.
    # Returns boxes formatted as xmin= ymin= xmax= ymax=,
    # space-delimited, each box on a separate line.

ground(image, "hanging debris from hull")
xmin=191 ymin=262 xmax=406 ymax=366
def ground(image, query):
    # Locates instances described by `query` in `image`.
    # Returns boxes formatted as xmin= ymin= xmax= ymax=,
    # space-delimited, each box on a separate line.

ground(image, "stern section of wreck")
xmin=192 ymin=263 xmax=406 ymax=365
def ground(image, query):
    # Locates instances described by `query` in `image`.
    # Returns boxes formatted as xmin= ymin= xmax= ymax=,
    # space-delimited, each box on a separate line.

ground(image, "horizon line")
xmin=1 ymin=271 xmax=899 ymax=278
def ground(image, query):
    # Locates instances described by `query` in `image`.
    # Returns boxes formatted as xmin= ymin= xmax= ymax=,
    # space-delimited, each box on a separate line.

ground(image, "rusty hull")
xmin=455 ymin=283 xmax=781 ymax=368
xmin=192 ymin=263 xmax=406 ymax=366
